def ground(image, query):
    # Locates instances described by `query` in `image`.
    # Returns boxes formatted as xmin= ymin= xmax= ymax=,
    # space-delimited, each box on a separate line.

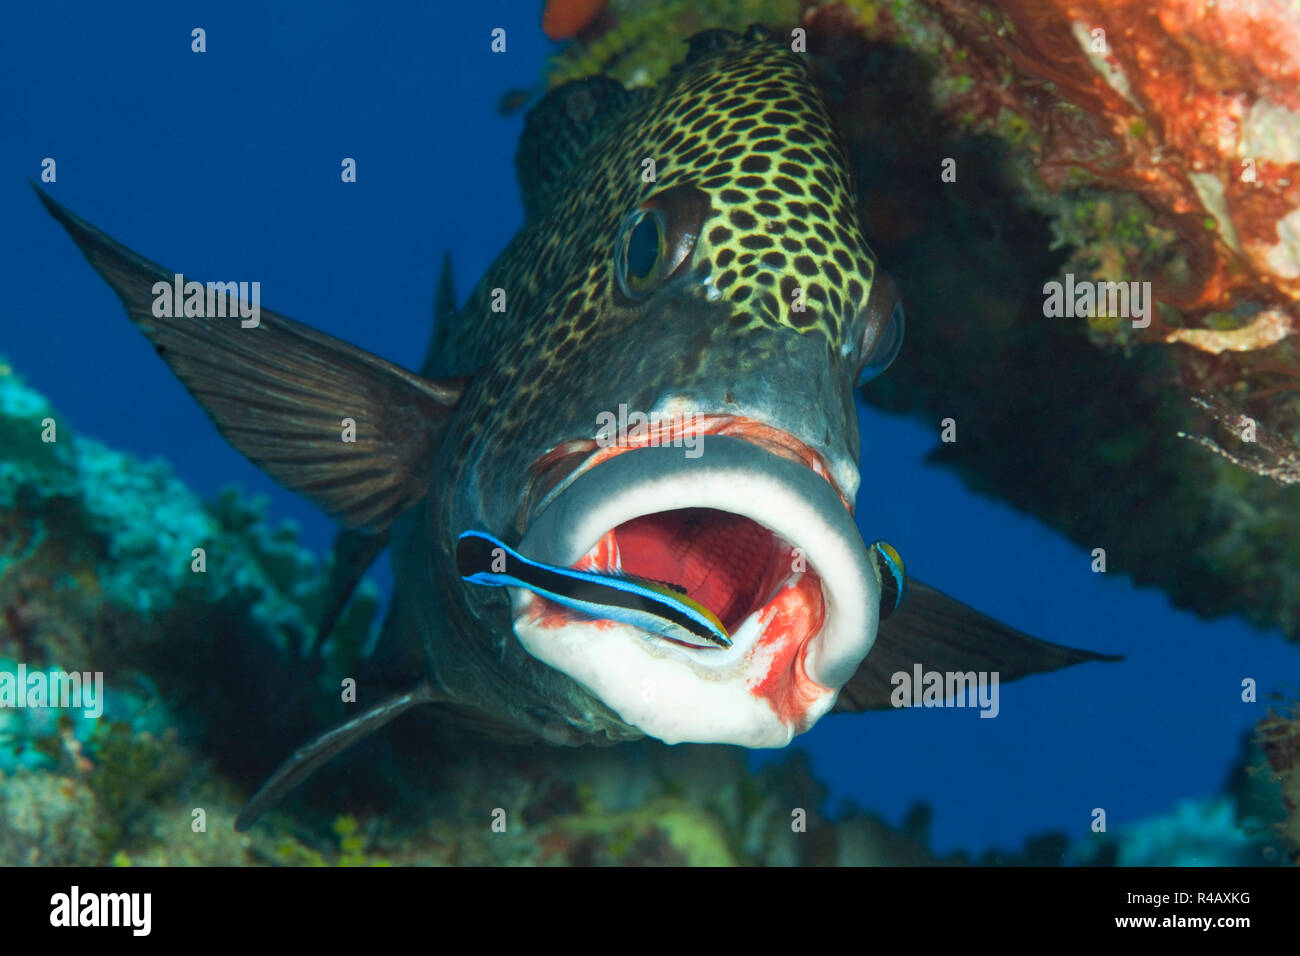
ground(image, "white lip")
xmin=512 ymin=437 xmax=879 ymax=747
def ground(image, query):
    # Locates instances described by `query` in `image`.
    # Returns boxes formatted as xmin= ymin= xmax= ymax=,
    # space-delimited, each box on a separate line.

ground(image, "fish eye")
xmin=617 ymin=209 xmax=666 ymax=297
xmin=856 ymin=274 xmax=904 ymax=387
xmin=613 ymin=184 xmax=710 ymax=302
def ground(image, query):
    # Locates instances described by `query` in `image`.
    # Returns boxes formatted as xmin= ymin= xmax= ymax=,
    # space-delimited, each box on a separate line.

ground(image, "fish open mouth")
xmin=592 ymin=507 xmax=797 ymax=645
xmin=564 ymin=509 xmax=806 ymax=650
xmin=512 ymin=428 xmax=879 ymax=748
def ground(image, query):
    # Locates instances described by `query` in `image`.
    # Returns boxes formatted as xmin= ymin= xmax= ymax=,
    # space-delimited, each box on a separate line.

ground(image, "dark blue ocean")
xmin=5 ymin=1 xmax=1297 ymax=858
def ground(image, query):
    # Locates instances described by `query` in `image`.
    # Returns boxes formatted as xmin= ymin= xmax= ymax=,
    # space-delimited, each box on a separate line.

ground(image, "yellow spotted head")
xmin=436 ymin=24 xmax=903 ymax=531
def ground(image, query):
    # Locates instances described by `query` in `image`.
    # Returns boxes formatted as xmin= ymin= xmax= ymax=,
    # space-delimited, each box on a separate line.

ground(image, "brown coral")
xmin=1256 ymin=700 xmax=1300 ymax=863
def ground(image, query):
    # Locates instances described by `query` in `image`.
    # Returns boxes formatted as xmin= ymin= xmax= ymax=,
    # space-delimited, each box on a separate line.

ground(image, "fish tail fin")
xmin=235 ymin=680 xmax=443 ymax=831
xmin=833 ymin=579 xmax=1121 ymax=712
xmin=34 ymin=183 xmax=468 ymax=533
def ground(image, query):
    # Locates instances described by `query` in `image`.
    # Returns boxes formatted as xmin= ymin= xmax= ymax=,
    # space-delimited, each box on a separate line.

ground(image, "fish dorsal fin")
xmin=678 ymin=25 xmax=774 ymax=68
xmin=36 ymin=184 xmax=468 ymax=533
xmin=622 ymin=574 xmax=687 ymax=596
xmin=833 ymin=579 xmax=1122 ymax=712
xmin=419 ymin=250 xmax=458 ymax=377
xmin=681 ymin=28 xmax=745 ymax=64
xmin=515 ymin=76 xmax=648 ymax=220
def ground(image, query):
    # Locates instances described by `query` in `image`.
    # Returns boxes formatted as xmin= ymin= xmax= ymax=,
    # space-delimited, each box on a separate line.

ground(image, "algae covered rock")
xmin=0 ymin=770 xmax=102 ymax=866
xmin=1256 ymin=699 xmax=1300 ymax=863
xmin=0 ymin=357 xmax=379 ymax=863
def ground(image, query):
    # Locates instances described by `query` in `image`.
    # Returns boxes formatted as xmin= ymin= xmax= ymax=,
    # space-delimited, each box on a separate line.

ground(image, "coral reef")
xmin=859 ymin=0 xmax=1300 ymax=471
xmin=0 ymin=770 xmax=102 ymax=866
xmin=1255 ymin=697 xmax=1300 ymax=863
xmin=0 ymin=356 xmax=380 ymax=863
xmin=1070 ymin=723 xmax=1293 ymax=866
xmin=1070 ymin=796 xmax=1278 ymax=867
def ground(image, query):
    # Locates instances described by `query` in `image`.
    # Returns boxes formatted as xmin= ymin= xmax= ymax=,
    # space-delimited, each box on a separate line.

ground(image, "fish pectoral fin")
xmin=235 ymin=680 xmax=444 ymax=831
xmin=35 ymin=184 xmax=468 ymax=533
xmin=832 ymin=578 xmax=1122 ymax=713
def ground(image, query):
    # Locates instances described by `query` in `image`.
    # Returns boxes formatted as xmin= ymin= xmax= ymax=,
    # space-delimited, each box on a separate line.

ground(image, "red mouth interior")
xmin=612 ymin=508 xmax=790 ymax=633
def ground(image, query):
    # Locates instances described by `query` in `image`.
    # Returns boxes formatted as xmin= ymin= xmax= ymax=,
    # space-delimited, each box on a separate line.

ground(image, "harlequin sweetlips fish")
xmin=35 ymin=26 xmax=1117 ymax=830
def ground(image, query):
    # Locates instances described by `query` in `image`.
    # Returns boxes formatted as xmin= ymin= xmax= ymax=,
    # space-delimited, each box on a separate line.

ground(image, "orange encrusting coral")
xmin=808 ymin=0 xmax=1300 ymax=479
xmin=542 ymin=0 xmax=608 ymax=41
xmin=816 ymin=0 xmax=1300 ymax=315
xmin=932 ymin=0 xmax=1298 ymax=315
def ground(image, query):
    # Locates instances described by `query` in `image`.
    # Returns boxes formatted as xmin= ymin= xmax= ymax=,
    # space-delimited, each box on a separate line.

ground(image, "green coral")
xmin=84 ymin=720 xmax=189 ymax=854
xmin=995 ymin=108 xmax=1033 ymax=146
xmin=1038 ymin=191 xmax=1185 ymax=351
xmin=548 ymin=798 xmax=736 ymax=865
xmin=0 ymin=654 xmax=167 ymax=776
xmin=546 ymin=0 xmax=806 ymax=89
xmin=0 ymin=357 xmax=387 ymax=862
xmin=333 ymin=814 xmax=391 ymax=866
xmin=1070 ymin=796 xmax=1280 ymax=866
xmin=0 ymin=359 xmax=78 ymax=509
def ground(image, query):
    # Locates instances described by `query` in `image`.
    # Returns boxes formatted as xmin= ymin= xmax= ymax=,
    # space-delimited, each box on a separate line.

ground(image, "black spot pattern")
xmin=436 ymin=30 xmax=882 ymax=458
